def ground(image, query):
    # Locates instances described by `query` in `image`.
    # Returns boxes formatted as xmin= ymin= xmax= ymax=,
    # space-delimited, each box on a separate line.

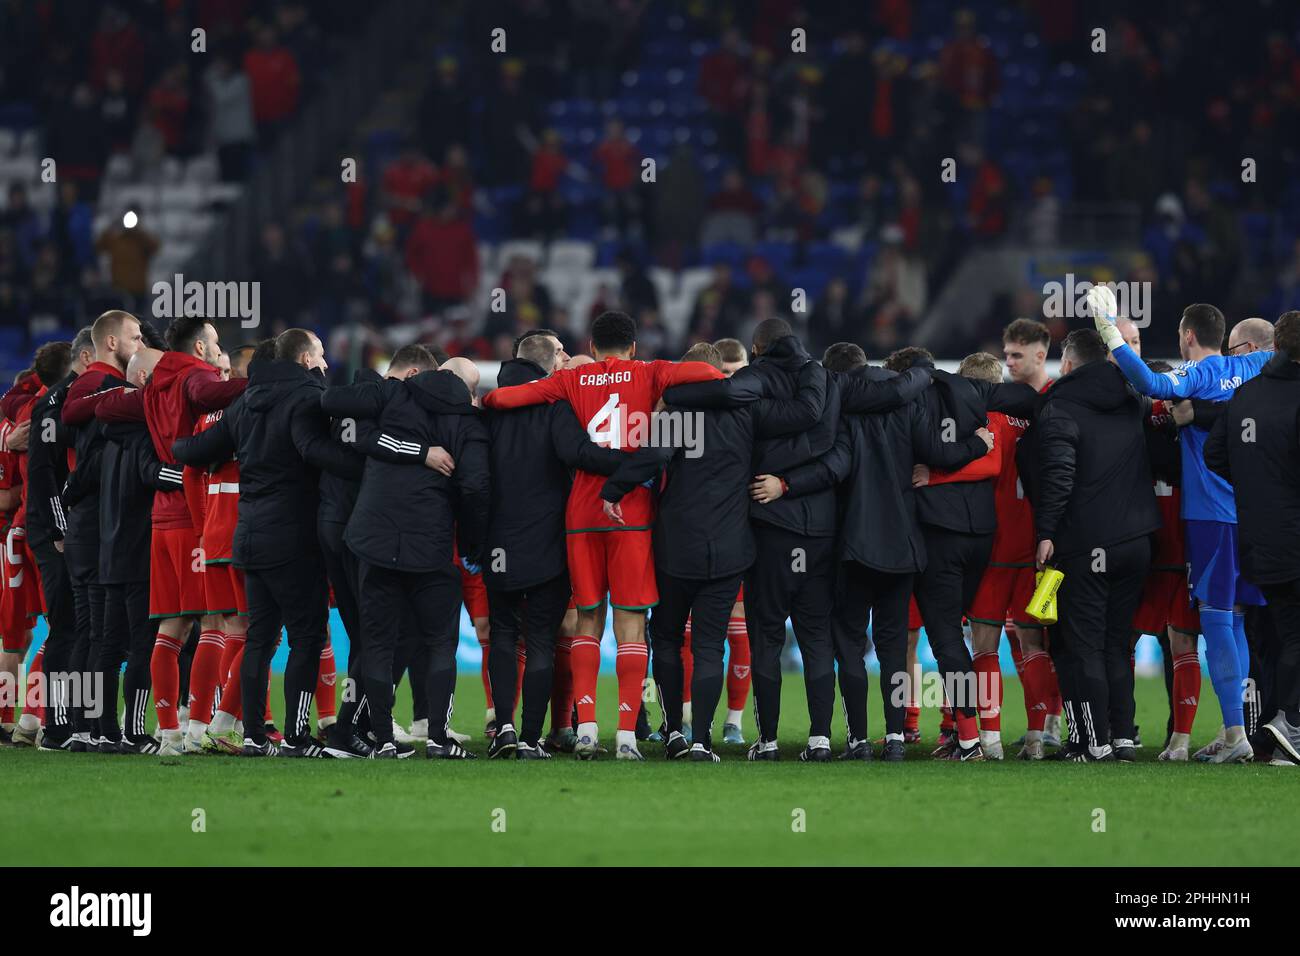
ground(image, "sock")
xmin=28 ymin=646 xmax=45 ymax=725
xmin=615 ymin=642 xmax=649 ymax=733
xmin=904 ymin=705 xmax=920 ymax=733
xmin=1009 ymin=630 xmax=1024 ymax=678
xmin=551 ymin=636 xmax=573 ymax=731
xmin=569 ymin=636 xmax=602 ymax=726
xmin=725 ymin=617 xmax=751 ymax=711
xmin=1232 ymin=612 xmax=1255 ymax=730
xmin=1020 ymin=651 xmax=1053 ymax=732
xmin=973 ymin=651 xmax=1002 ymax=732
xmin=1171 ymin=651 xmax=1201 ymax=736
xmin=681 ymin=619 xmax=694 ymax=705
xmin=150 ymin=634 xmax=183 ymax=731
xmin=725 ymin=708 xmax=743 ymax=728
xmin=187 ymin=629 xmax=225 ymax=726
xmin=940 ymin=705 xmax=955 ymax=733
xmin=1201 ymin=607 xmax=1244 ymax=727
xmin=218 ymin=636 xmax=246 ymax=720
xmin=264 ymin=672 xmax=274 ymax=725
xmin=316 ymin=643 xmax=337 ymax=720
xmin=956 ymin=711 xmax=979 ymax=748
xmin=478 ymin=636 xmax=493 ymax=712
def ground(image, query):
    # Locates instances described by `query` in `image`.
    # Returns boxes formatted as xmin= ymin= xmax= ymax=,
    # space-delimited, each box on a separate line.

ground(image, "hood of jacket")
xmin=407 ymin=368 xmax=478 ymax=415
xmin=1262 ymin=352 xmax=1300 ymax=381
xmin=1048 ymin=359 xmax=1136 ymax=413
xmin=753 ymin=334 xmax=811 ymax=373
xmin=245 ymin=359 xmax=324 ymax=412
xmin=496 ymin=358 xmax=548 ymax=388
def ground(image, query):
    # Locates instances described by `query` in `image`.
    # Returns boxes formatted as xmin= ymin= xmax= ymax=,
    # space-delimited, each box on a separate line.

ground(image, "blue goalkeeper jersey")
xmin=1111 ymin=344 xmax=1272 ymax=523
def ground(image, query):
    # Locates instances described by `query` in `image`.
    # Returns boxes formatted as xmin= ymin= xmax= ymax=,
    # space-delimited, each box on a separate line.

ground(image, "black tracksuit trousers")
xmin=913 ymin=526 xmax=993 ymax=720
xmin=833 ymin=561 xmax=914 ymax=741
xmin=100 ymin=580 xmax=153 ymax=742
xmin=320 ymin=519 xmax=368 ymax=733
xmin=65 ymin=539 xmax=104 ymax=736
xmin=32 ymin=540 xmax=76 ymax=742
xmin=486 ymin=571 xmax=570 ymax=745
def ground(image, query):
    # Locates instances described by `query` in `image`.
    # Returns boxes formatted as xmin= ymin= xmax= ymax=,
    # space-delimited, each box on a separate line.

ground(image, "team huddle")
xmin=2 ymin=297 xmax=1299 ymax=765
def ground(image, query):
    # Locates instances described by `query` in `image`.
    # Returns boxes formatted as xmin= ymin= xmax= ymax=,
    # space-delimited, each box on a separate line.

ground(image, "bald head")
xmin=127 ymin=347 xmax=163 ymax=388
xmin=442 ymin=356 xmax=480 ymax=399
xmin=1229 ymin=317 xmax=1274 ymax=354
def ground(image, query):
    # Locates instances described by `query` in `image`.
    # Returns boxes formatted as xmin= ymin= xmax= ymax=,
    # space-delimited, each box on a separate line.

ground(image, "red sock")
xmin=1020 ymin=651 xmax=1053 ymax=731
xmin=569 ymin=636 xmax=601 ymax=726
xmin=955 ymin=710 xmax=979 ymax=744
xmin=188 ymin=629 xmax=226 ymax=724
xmin=316 ymin=643 xmax=336 ymax=720
xmin=615 ymin=642 xmax=648 ymax=732
xmin=1172 ymin=652 xmax=1201 ymax=735
xmin=218 ymin=637 xmax=245 ymax=719
xmin=478 ymin=636 xmax=493 ymax=711
xmin=151 ymin=633 xmax=183 ymax=731
xmin=725 ymin=617 xmax=751 ymax=711
xmin=904 ymin=706 xmax=920 ymax=732
xmin=265 ymin=672 xmax=273 ymax=724
xmin=551 ymin=637 xmax=573 ymax=730
xmin=973 ymin=651 xmax=1002 ymax=732
xmin=1008 ymin=630 xmax=1024 ymax=678
xmin=681 ymin=618 xmax=694 ymax=704
xmin=940 ymin=705 xmax=955 ymax=733
xmin=513 ymin=640 xmax=526 ymax=715
xmin=28 ymin=645 xmax=45 ymax=724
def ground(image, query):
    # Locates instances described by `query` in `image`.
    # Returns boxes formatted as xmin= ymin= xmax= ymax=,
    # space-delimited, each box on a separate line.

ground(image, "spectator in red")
xmin=405 ymin=185 xmax=479 ymax=314
xmin=382 ymin=142 xmax=439 ymax=230
xmin=702 ymin=167 xmax=762 ymax=246
xmin=595 ymin=118 xmax=640 ymax=240
xmin=939 ymin=9 xmax=999 ymax=112
xmin=147 ymin=63 xmax=191 ymax=156
xmin=243 ymin=24 xmax=301 ymax=137
xmin=524 ymin=128 xmax=569 ymax=241
xmin=90 ymin=5 xmax=146 ymax=93
xmin=963 ymin=143 xmax=1007 ymax=238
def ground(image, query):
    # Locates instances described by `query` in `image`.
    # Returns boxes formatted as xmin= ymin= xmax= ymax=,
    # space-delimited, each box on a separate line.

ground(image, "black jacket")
xmin=783 ymin=365 xmax=991 ymax=574
xmin=317 ymin=367 xmax=381 ymax=527
xmin=1204 ymin=353 xmax=1300 ymax=585
xmin=1027 ymin=360 xmax=1159 ymax=559
xmin=63 ymin=369 xmax=128 ymax=545
xmin=99 ymin=419 xmax=180 ymax=584
xmin=484 ymin=358 xmax=633 ymax=591
xmin=913 ymin=368 xmax=1040 ymax=535
xmin=613 ymin=360 xmax=832 ymax=578
xmin=321 ymin=368 xmax=489 ymax=574
xmin=173 ymin=359 xmax=360 ymax=570
xmin=25 ymin=371 xmax=76 ymax=548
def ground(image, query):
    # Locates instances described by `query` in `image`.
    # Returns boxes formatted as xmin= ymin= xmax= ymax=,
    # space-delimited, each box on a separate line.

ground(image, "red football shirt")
xmin=184 ymin=410 xmax=240 ymax=563
xmin=482 ymin=357 xmax=722 ymax=531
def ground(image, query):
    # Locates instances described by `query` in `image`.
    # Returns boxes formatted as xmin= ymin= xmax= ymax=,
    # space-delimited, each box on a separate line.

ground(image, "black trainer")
xmin=664 ymin=731 xmax=692 ymax=760
xmin=689 ymin=743 xmax=721 ymax=763
xmin=947 ymin=741 xmax=986 ymax=762
xmin=516 ymin=741 xmax=552 ymax=760
xmin=68 ymin=733 xmax=89 ymax=753
xmin=798 ymin=744 xmax=832 ymax=762
xmin=323 ymin=727 xmax=374 ymax=759
xmin=841 ymin=739 xmax=874 ymax=761
xmin=880 ymin=739 xmax=907 ymax=762
xmin=373 ymin=741 xmax=415 ymax=759
xmin=119 ymin=734 xmax=160 ymax=755
xmin=240 ymin=738 xmax=278 ymax=757
xmin=488 ymin=725 xmax=519 ymax=759
xmin=746 ymin=741 xmax=779 ymax=761
xmin=38 ymin=733 xmax=73 ymax=752
xmin=279 ymin=737 xmax=325 ymax=758
xmin=426 ymin=739 xmax=477 ymax=759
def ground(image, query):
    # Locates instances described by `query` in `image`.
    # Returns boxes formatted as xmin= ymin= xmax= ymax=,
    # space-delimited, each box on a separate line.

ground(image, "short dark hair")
xmin=513 ymin=328 xmax=560 ymax=357
xmin=883 ymin=346 xmax=934 ymax=372
xmin=752 ymin=317 xmax=793 ymax=354
xmin=429 ymin=345 xmax=450 ymax=366
xmin=517 ymin=333 xmax=558 ymax=371
xmin=139 ymin=320 xmax=167 ymax=350
xmin=1146 ymin=359 xmax=1174 ymax=374
xmin=1276 ymin=311 xmax=1300 ymax=359
xmin=1062 ymin=328 xmax=1108 ymax=366
xmin=590 ymin=311 xmax=637 ymax=352
xmin=681 ymin=342 xmax=722 ymax=369
xmin=229 ymin=344 xmax=257 ymax=375
xmin=714 ymin=338 xmax=746 ymax=364
xmin=390 ymin=344 xmax=437 ymax=373
xmin=251 ymin=338 xmax=277 ymax=365
xmin=822 ymin=342 xmax=867 ymax=373
xmin=1002 ymin=318 xmax=1050 ymax=349
xmin=274 ymin=328 xmax=316 ymax=362
xmin=71 ymin=326 xmax=94 ymax=362
xmin=33 ymin=341 xmax=73 ymax=386
xmin=165 ymin=315 xmax=211 ymax=354
xmin=1180 ymin=303 xmax=1226 ymax=352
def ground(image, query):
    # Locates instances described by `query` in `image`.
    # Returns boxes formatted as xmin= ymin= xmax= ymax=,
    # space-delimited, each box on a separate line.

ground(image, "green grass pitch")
xmin=3 ymin=674 xmax=1295 ymax=866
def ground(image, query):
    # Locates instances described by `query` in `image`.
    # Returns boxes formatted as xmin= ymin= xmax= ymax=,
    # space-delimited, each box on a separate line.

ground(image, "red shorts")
xmin=908 ymin=595 xmax=923 ymax=631
xmin=149 ymin=526 xmax=206 ymax=619
xmin=1 ymin=525 xmax=40 ymax=652
xmin=967 ymin=564 xmax=1041 ymax=629
xmin=461 ymin=566 xmax=488 ymax=619
xmin=203 ymin=562 xmax=247 ymax=616
xmin=1133 ymin=570 xmax=1199 ymax=636
xmin=567 ymin=529 xmax=657 ymax=611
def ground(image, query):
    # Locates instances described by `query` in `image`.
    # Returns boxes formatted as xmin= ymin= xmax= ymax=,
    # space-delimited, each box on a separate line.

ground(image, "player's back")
xmin=988 ymin=411 xmax=1034 ymax=564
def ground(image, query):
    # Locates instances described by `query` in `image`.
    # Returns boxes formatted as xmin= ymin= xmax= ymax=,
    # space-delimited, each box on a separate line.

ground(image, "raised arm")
xmin=320 ymin=378 xmax=393 ymax=420
xmin=912 ymin=403 xmax=995 ymax=474
xmin=186 ymin=372 xmax=248 ymax=412
xmin=171 ymin=413 xmax=235 ymax=466
xmin=95 ymin=386 xmax=146 ymax=423
xmin=752 ymin=360 xmax=827 ymax=438
xmin=291 ymin=394 xmax=363 ymax=480
xmin=661 ymin=370 xmax=764 ymax=410
xmin=549 ymin=400 xmax=630 ymax=476
xmin=481 ymin=371 xmax=568 ymax=410
xmin=835 ymin=365 xmax=931 ymax=414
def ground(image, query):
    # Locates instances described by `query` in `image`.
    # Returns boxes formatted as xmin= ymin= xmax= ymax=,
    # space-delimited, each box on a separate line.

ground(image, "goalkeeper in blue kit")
xmin=1094 ymin=299 xmax=1271 ymax=763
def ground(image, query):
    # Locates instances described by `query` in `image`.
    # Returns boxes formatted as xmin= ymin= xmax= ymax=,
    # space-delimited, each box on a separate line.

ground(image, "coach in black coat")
xmin=173 ymin=342 xmax=360 ymax=752
xmin=1205 ymin=345 xmax=1300 ymax=751
xmin=1031 ymin=330 xmax=1159 ymax=758
xmin=320 ymin=366 xmax=489 ymax=754
xmin=480 ymin=351 xmax=633 ymax=751
xmin=778 ymin=356 xmax=993 ymax=751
